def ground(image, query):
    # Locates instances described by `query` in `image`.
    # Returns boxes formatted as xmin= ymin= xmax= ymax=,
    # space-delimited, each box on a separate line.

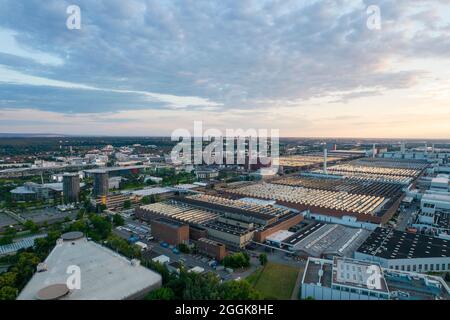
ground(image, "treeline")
xmin=0 ymin=230 xmax=61 ymax=300
xmin=143 ymin=260 xmax=262 ymax=300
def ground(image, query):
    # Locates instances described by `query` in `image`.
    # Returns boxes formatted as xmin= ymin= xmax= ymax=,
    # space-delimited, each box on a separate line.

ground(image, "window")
xmin=430 ymin=264 xmax=434 ymax=271
xmin=406 ymin=265 xmax=411 ymax=272
xmin=436 ymin=264 xmax=440 ymax=271
xmin=395 ymin=265 xmax=399 ymax=270
xmin=442 ymin=264 xmax=446 ymax=271
xmin=418 ymin=264 xmax=422 ymax=270
xmin=401 ymin=265 xmax=405 ymax=271
xmin=425 ymin=264 xmax=428 ymax=271
xmin=413 ymin=265 xmax=416 ymax=272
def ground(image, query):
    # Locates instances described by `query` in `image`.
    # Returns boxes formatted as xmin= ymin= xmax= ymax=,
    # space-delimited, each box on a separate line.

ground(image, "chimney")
xmin=372 ymin=144 xmax=376 ymax=158
xmin=323 ymin=148 xmax=328 ymax=174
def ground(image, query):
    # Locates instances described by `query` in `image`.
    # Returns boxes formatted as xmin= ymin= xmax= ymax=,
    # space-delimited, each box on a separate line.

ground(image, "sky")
xmin=0 ymin=0 xmax=449 ymax=138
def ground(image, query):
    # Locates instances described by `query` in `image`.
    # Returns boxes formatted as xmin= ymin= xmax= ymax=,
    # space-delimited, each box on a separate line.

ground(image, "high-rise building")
xmin=63 ymin=173 xmax=80 ymax=203
xmin=92 ymin=170 xmax=109 ymax=197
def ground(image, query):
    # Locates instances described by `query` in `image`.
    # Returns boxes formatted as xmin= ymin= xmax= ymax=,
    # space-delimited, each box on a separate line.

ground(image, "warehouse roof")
xmin=17 ymin=237 xmax=161 ymax=300
xmin=356 ymin=227 xmax=450 ymax=260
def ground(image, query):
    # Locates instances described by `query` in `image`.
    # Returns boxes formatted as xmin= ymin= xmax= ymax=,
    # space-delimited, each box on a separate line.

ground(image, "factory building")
xmin=94 ymin=193 xmax=140 ymax=211
xmin=17 ymin=232 xmax=161 ymax=300
xmin=92 ymin=170 xmax=109 ymax=197
xmin=10 ymin=182 xmax=63 ymax=201
xmin=196 ymin=238 xmax=226 ymax=261
xmin=281 ymin=222 xmax=371 ymax=258
xmin=62 ymin=173 xmax=80 ymax=203
xmin=253 ymin=212 xmax=304 ymax=242
xmin=195 ymin=169 xmax=219 ymax=180
xmin=202 ymin=220 xmax=254 ymax=249
xmin=136 ymin=193 xmax=303 ymax=248
xmin=301 ymin=256 xmax=450 ymax=300
xmin=355 ymin=227 xmax=450 ymax=272
xmin=151 ymin=218 xmax=189 ymax=246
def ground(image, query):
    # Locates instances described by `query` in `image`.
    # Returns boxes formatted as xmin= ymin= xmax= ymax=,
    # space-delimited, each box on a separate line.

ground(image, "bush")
xmin=223 ymin=252 xmax=250 ymax=269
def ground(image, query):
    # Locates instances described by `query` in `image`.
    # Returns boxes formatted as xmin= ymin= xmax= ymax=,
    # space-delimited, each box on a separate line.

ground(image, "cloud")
xmin=0 ymin=0 xmax=449 ymax=137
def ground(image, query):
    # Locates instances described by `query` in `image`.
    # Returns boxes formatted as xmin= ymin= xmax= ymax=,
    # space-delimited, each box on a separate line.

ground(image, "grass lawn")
xmin=247 ymin=262 xmax=300 ymax=300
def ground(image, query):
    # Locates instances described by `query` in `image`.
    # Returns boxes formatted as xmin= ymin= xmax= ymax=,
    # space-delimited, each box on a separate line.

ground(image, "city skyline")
xmin=0 ymin=1 xmax=450 ymax=138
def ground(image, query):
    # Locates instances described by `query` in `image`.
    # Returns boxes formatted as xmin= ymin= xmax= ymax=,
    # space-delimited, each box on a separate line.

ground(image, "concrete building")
xmin=282 ymin=222 xmax=371 ymax=258
xmin=17 ymin=232 xmax=161 ymax=300
xmin=63 ymin=173 xmax=80 ymax=203
xmin=301 ymin=256 xmax=450 ymax=300
xmin=355 ymin=227 xmax=450 ymax=272
xmin=195 ymin=169 xmax=219 ymax=180
xmin=92 ymin=170 xmax=109 ymax=197
xmin=10 ymin=182 xmax=64 ymax=201
xmin=151 ymin=218 xmax=189 ymax=246
xmin=196 ymin=237 xmax=227 ymax=261
xmin=202 ymin=220 xmax=254 ymax=249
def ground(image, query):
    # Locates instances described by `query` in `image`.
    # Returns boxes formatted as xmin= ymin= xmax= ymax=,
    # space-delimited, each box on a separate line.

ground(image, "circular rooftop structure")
xmin=61 ymin=231 xmax=84 ymax=241
xmin=36 ymin=284 xmax=70 ymax=300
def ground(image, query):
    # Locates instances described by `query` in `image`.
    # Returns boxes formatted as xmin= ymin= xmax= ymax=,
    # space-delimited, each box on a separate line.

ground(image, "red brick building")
xmin=151 ymin=218 xmax=189 ymax=246
xmin=196 ymin=238 xmax=227 ymax=261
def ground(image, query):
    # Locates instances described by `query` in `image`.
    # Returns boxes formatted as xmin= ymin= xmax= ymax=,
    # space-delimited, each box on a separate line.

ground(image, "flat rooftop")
xmin=357 ymin=227 xmax=450 ymax=260
xmin=332 ymin=257 xmax=389 ymax=294
xmin=285 ymin=223 xmax=371 ymax=257
xmin=265 ymin=230 xmax=294 ymax=243
xmin=17 ymin=237 xmax=161 ymax=300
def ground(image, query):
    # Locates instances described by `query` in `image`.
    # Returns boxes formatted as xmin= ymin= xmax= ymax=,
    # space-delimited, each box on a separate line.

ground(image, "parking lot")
xmin=19 ymin=207 xmax=78 ymax=225
xmin=0 ymin=212 xmax=17 ymax=229
xmin=113 ymin=216 xmax=259 ymax=281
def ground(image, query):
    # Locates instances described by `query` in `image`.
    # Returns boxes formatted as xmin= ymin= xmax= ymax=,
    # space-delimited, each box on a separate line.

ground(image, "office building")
xmin=92 ymin=170 xmax=109 ymax=197
xmin=63 ymin=173 xmax=80 ymax=203
xmin=17 ymin=232 xmax=162 ymax=300
xmin=301 ymin=256 xmax=450 ymax=300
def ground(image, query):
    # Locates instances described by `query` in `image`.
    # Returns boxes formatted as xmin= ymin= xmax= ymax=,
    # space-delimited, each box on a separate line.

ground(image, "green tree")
xmin=123 ymin=200 xmax=132 ymax=209
xmin=0 ymin=236 xmax=13 ymax=245
xmin=145 ymin=287 xmax=175 ymax=300
xmin=219 ymin=280 xmax=262 ymax=300
xmin=23 ymin=220 xmax=39 ymax=233
xmin=0 ymin=272 xmax=17 ymax=288
xmin=178 ymin=243 xmax=190 ymax=254
xmin=112 ymin=214 xmax=125 ymax=227
xmin=88 ymin=215 xmax=112 ymax=241
xmin=0 ymin=286 xmax=17 ymax=300
xmin=259 ymin=253 xmax=268 ymax=266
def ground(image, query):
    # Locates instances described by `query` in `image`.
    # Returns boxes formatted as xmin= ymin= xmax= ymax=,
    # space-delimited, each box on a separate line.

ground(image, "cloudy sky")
xmin=0 ymin=0 xmax=449 ymax=138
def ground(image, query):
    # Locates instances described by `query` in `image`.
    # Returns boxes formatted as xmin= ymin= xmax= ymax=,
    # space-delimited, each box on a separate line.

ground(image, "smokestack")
xmin=432 ymin=143 xmax=435 ymax=153
xmin=372 ymin=143 xmax=376 ymax=158
xmin=401 ymin=142 xmax=405 ymax=154
xmin=425 ymin=142 xmax=428 ymax=155
xmin=323 ymin=148 xmax=328 ymax=174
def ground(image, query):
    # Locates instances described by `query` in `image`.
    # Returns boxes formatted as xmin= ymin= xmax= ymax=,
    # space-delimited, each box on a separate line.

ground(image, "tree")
xmin=445 ymin=273 xmax=450 ymax=282
xmin=219 ymin=280 xmax=262 ymax=300
xmin=145 ymin=287 xmax=175 ymax=300
xmin=178 ymin=243 xmax=190 ymax=254
xmin=0 ymin=286 xmax=17 ymax=300
xmin=88 ymin=215 xmax=112 ymax=241
xmin=112 ymin=214 xmax=125 ymax=227
xmin=0 ymin=272 xmax=17 ymax=288
xmin=0 ymin=236 xmax=13 ymax=245
xmin=259 ymin=253 xmax=268 ymax=266
xmin=123 ymin=200 xmax=132 ymax=210
xmin=223 ymin=252 xmax=250 ymax=269
xmin=23 ymin=220 xmax=39 ymax=233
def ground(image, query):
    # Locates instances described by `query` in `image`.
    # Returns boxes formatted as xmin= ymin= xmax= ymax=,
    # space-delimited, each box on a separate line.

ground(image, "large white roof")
xmin=17 ymin=238 xmax=161 ymax=300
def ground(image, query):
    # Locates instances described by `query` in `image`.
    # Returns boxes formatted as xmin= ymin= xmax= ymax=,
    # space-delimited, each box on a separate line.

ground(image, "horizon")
xmin=1 ymin=1 xmax=450 ymax=138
